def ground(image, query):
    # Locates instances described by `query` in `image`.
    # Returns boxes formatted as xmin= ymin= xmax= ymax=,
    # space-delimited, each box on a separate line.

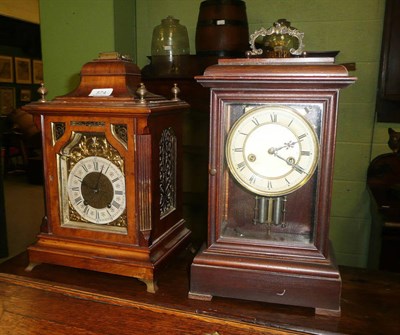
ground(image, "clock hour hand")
xmin=81 ymin=179 xmax=96 ymax=191
xmin=272 ymin=140 xmax=299 ymax=153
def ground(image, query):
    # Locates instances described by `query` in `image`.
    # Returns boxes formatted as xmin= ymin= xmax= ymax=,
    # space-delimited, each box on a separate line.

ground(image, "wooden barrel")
xmin=195 ymin=0 xmax=249 ymax=57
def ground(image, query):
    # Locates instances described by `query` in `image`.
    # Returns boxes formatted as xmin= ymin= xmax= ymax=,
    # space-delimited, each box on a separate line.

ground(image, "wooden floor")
xmin=0 ymin=250 xmax=399 ymax=335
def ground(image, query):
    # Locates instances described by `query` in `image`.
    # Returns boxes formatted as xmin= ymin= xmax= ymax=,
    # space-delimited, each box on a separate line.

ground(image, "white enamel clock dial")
xmin=226 ymin=105 xmax=319 ymax=196
xmin=67 ymin=156 xmax=126 ymax=224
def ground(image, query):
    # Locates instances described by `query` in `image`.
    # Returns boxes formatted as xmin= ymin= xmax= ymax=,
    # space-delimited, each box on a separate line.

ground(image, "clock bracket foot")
xmin=25 ymin=262 xmax=41 ymax=272
xmin=188 ymin=291 xmax=212 ymax=301
xmin=315 ymin=307 xmax=341 ymax=317
xmin=138 ymin=278 xmax=158 ymax=293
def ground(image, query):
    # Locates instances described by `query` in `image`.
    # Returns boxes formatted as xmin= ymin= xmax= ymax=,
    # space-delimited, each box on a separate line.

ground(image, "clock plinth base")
xmin=315 ymin=307 xmax=341 ymax=317
xmin=26 ymin=221 xmax=190 ymax=293
xmin=189 ymin=245 xmax=341 ymax=315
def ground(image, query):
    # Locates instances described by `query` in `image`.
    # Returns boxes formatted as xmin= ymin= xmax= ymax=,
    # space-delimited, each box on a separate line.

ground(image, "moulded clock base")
xmin=26 ymin=220 xmax=191 ymax=293
xmin=188 ymin=244 xmax=342 ymax=316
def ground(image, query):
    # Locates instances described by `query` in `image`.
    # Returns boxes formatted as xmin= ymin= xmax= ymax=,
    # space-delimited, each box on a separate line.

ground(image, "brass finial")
xmin=136 ymin=83 xmax=148 ymax=103
xmin=171 ymin=83 xmax=181 ymax=101
xmin=37 ymin=83 xmax=48 ymax=102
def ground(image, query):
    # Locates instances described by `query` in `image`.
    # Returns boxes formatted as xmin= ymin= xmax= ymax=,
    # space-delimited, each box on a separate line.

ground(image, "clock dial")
xmin=67 ymin=156 xmax=126 ymax=224
xmin=226 ymin=105 xmax=319 ymax=196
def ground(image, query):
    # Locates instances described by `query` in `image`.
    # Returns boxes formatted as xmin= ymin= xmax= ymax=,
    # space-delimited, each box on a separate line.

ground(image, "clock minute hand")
xmin=93 ymin=166 xmax=105 ymax=192
xmin=272 ymin=151 xmax=308 ymax=175
xmin=273 ymin=140 xmax=299 ymax=153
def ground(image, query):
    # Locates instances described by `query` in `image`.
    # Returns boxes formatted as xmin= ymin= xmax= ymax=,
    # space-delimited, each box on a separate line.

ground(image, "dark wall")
xmin=0 ymin=15 xmax=41 ymax=59
xmin=0 ymin=15 xmax=42 ymax=109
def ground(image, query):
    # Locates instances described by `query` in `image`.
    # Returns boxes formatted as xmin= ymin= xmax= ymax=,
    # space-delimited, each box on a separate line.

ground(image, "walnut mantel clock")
xmin=22 ymin=54 xmax=191 ymax=292
xmin=188 ymin=58 xmax=356 ymax=315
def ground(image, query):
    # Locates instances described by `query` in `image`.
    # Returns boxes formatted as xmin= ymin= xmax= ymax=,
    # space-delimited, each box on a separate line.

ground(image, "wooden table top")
xmin=0 ymin=251 xmax=399 ymax=335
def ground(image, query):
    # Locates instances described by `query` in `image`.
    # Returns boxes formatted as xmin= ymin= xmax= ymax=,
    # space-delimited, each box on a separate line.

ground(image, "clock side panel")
xmin=41 ymin=114 xmax=138 ymax=245
xmin=145 ymin=110 xmax=186 ymax=244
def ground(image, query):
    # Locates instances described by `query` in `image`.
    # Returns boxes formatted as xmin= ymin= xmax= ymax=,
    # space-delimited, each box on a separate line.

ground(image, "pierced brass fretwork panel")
xmin=159 ymin=127 xmax=176 ymax=218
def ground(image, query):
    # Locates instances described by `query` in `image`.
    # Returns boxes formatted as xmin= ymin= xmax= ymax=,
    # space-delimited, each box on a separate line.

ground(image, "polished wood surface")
xmin=0 ymin=251 xmax=399 ymax=334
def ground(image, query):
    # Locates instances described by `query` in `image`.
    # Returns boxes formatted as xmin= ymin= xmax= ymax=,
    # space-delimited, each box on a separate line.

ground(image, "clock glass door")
xmin=217 ymin=101 xmax=324 ymax=248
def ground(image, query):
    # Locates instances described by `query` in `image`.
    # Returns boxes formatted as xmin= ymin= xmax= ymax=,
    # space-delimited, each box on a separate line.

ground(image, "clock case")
xmin=22 ymin=56 xmax=191 ymax=292
xmin=188 ymin=58 xmax=356 ymax=315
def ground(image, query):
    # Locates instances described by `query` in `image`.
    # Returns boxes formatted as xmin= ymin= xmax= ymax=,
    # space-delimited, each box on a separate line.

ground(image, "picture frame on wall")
xmin=0 ymin=55 xmax=14 ymax=83
xmin=0 ymin=86 xmax=15 ymax=114
xmin=33 ymin=60 xmax=43 ymax=84
xmin=15 ymin=57 xmax=32 ymax=84
xmin=20 ymin=89 xmax=31 ymax=102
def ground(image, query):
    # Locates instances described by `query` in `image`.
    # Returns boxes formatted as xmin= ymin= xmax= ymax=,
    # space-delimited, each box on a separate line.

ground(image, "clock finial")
xmin=37 ymin=82 xmax=48 ymax=103
xmin=171 ymin=83 xmax=181 ymax=101
xmin=136 ymin=83 xmax=148 ymax=103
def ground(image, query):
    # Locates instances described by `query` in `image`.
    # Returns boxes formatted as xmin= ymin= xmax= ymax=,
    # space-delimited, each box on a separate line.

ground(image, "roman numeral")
xmin=103 ymin=163 xmax=110 ymax=175
xmin=293 ymin=164 xmax=306 ymax=174
xmin=112 ymin=200 xmax=121 ymax=209
xmin=233 ymin=147 xmax=243 ymax=152
xmin=93 ymin=159 xmax=99 ymax=171
xmin=249 ymin=175 xmax=256 ymax=184
xmin=74 ymin=196 xmax=83 ymax=205
xmin=252 ymin=117 xmax=260 ymax=126
xmin=301 ymin=150 xmax=311 ymax=156
xmin=270 ymin=113 xmax=277 ymax=122
xmin=106 ymin=210 xmax=113 ymax=219
xmin=237 ymin=161 xmax=246 ymax=171
xmin=298 ymin=133 xmax=307 ymax=140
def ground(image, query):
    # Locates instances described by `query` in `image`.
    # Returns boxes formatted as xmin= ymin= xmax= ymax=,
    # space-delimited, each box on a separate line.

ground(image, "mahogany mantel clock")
xmin=23 ymin=54 xmax=191 ymax=292
xmin=188 ymin=58 xmax=356 ymax=315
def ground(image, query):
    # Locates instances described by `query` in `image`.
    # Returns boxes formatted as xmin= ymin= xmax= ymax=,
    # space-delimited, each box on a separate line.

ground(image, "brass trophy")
xmin=248 ymin=19 xmax=305 ymax=58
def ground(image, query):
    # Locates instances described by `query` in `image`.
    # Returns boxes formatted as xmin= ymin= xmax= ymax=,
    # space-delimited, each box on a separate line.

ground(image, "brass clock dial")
xmin=225 ymin=105 xmax=319 ymax=197
xmin=67 ymin=156 xmax=126 ymax=225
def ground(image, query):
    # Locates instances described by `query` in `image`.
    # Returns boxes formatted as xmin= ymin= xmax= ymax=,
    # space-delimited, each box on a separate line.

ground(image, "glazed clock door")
xmin=217 ymin=101 xmax=323 ymax=249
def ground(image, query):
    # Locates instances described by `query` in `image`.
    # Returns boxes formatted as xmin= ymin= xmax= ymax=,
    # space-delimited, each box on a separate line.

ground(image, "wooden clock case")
xmin=22 ymin=56 xmax=191 ymax=292
xmin=188 ymin=58 xmax=356 ymax=315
